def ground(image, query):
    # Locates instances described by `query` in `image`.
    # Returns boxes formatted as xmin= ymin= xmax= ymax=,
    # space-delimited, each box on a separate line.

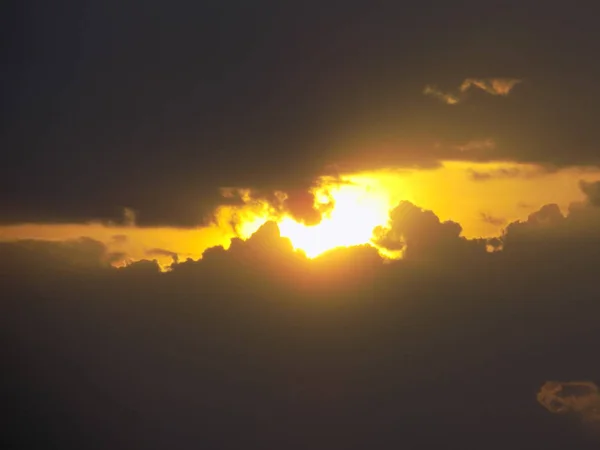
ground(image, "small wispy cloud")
xmin=422 ymin=85 xmax=460 ymax=105
xmin=468 ymin=167 xmax=522 ymax=182
xmin=459 ymin=78 xmax=521 ymax=96
xmin=538 ymin=381 xmax=600 ymax=426
xmin=480 ymin=212 xmax=505 ymax=227
xmin=123 ymin=207 xmax=137 ymax=227
xmin=466 ymin=164 xmax=547 ymax=182
xmin=423 ymin=78 xmax=522 ymax=104
xmin=455 ymin=138 xmax=496 ymax=153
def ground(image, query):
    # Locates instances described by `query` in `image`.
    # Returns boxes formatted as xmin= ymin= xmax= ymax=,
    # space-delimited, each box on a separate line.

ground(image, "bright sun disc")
xmin=278 ymin=181 xmax=392 ymax=258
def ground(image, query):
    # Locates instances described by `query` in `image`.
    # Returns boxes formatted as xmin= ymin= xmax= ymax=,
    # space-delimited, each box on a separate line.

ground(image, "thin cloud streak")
xmin=422 ymin=85 xmax=461 ymax=105
xmin=460 ymin=78 xmax=522 ymax=96
xmin=424 ymin=78 xmax=522 ymax=104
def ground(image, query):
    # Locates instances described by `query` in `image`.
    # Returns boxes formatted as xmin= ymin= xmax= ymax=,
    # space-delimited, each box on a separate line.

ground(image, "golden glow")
xmin=233 ymin=162 xmax=600 ymax=259
xmin=235 ymin=177 xmax=394 ymax=258
xmin=278 ymin=180 xmax=392 ymax=258
xmin=2 ymin=161 xmax=600 ymax=268
xmin=0 ymin=220 xmax=232 ymax=270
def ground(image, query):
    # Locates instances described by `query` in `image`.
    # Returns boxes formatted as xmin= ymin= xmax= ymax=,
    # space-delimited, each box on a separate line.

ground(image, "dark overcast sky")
xmin=4 ymin=4 xmax=600 ymax=448
xmin=3 ymin=1 xmax=600 ymax=226
xmin=4 ymin=199 xmax=600 ymax=449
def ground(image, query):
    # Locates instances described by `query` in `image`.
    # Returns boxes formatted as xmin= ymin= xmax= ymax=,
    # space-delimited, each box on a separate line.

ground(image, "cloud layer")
xmin=4 ymin=181 xmax=600 ymax=448
xmin=6 ymin=3 xmax=600 ymax=231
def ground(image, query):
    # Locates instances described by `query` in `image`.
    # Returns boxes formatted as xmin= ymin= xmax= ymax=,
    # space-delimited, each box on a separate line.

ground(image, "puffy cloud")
xmin=0 ymin=237 xmax=114 ymax=277
xmin=6 ymin=178 xmax=600 ymax=279
xmin=500 ymin=204 xmax=568 ymax=257
xmin=4 ymin=197 xmax=600 ymax=448
xmin=538 ymin=381 xmax=600 ymax=425
xmin=186 ymin=221 xmax=309 ymax=286
xmin=373 ymin=201 xmax=487 ymax=260
xmin=278 ymin=189 xmax=326 ymax=226
xmin=120 ymin=258 xmax=162 ymax=275
xmin=212 ymin=186 xmax=335 ymax=236
xmin=580 ymin=180 xmax=600 ymax=207
xmin=500 ymin=180 xmax=600 ymax=259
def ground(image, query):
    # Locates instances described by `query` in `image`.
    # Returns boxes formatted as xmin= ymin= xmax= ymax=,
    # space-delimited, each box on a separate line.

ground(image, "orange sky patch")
xmin=1 ymin=162 xmax=599 ymax=267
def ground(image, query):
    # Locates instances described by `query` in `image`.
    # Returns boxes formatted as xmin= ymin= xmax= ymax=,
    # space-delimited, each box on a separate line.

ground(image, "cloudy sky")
xmin=3 ymin=1 xmax=600 ymax=448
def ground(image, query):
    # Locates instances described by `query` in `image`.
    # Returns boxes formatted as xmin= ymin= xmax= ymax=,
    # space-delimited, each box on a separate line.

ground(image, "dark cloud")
xmin=120 ymin=258 xmax=162 ymax=275
xmin=4 ymin=196 xmax=600 ymax=448
xmin=0 ymin=237 xmax=114 ymax=278
xmin=211 ymin=187 xmax=335 ymax=235
xmin=106 ymin=251 xmax=127 ymax=265
xmin=485 ymin=181 xmax=600 ymax=273
xmin=501 ymin=202 xmax=599 ymax=258
xmin=257 ymin=188 xmax=331 ymax=227
xmin=580 ymin=180 xmax=600 ymax=207
xmin=281 ymin=189 xmax=323 ymax=226
xmin=373 ymin=201 xmax=487 ymax=260
xmin=6 ymin=4 xmax=600 ymax=447
xmin=486 ymin=236 xmax=503 ymax=251
xmin=4 ymin=3 xmax=600 ymax=227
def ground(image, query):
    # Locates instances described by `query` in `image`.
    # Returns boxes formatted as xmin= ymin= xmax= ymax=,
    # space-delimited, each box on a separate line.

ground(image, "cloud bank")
xmin=3 ymin=180 xmax=600 ymax=449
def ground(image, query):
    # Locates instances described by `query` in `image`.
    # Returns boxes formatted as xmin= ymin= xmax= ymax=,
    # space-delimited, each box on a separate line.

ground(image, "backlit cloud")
xmin=146 ymin=248 xmax=179 ymax=264
xmin=538 ymin=381 xmax=600 ymax=425
xmin=422 ymin=85 xmax=461 ymax=105
xmin=459 ymin=78 xmax=522 ymax=96
xmin=424 ymin=78 xmax=522 ymax=104
xmin=372 ymin=201 xmax=487 ymax=260
xmin=4 ymin=178 xmax=600 ymax=447
xmin=580 ymin=180 xmax=600 ymax=207
xmin=7 ymin=4 xmax=600 ymax=447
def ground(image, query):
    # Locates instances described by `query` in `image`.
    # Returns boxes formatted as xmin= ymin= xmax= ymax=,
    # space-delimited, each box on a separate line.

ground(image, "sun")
xmin=277 ymin=182 xmax=390 ymax=257
xmin=231 ymin=175 xmax=397 ymax=258
xmin=223 ymin=176 xmax=386 ymax=260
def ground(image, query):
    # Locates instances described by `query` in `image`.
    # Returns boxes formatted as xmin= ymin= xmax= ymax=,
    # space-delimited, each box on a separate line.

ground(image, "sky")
xmin=3 ymin=1 xmax=600 ymax=448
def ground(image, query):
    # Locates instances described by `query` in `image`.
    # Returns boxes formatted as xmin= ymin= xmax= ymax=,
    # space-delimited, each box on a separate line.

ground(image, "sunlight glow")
xmin=236 ymin=176 xmax=394 ymax=258
xmin=6 ymin=163 xmax=600 ymax=268
xmin=279 ymin=182 xmax=392 ymax=258
xmin=170 ymin=163 xmax=600 ymax=262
